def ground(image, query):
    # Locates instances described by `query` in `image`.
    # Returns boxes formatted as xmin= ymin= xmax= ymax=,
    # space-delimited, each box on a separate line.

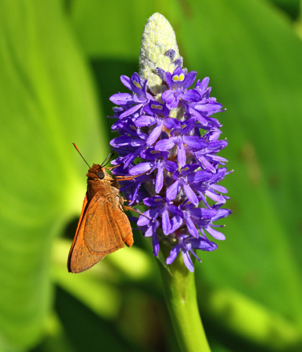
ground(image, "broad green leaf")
xmin=0 ymin=0 xmax=105 ymax=349
xmin=70 ymin=0 xmax=177 ymax=59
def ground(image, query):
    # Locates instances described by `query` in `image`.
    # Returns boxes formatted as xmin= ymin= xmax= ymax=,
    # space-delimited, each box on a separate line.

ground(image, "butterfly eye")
xmin=98 ymin=170 xmax=105 ymax=179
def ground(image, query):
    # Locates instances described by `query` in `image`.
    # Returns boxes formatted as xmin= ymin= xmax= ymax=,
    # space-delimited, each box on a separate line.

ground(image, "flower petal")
xmin=205 ymin=226 xmax=226 ymax=240
xmin=188 ymin=107 xmax=208 ymax=125
xmin=146 ymin=122 xmax=163 ymax=145
xmin=182 ymin=251 xmax=194 ymax=272
xmin=152 ymin=231 xmax=160 ymax=256
xmin=183 ymin=184 xmax=199 ymax=206
xmin=110 ymin=92 xmax=132 ymax=105
xmin=155 ymin=166 xmax=164 ymax=193
xmin=183 ymin=136 xmax=208 ymax=149
xmin=120 ymin=103 xmax=143 ymax=118
xmin=137 ymin=210 xmax=153 ymax=226
xmin=155 ymin=138 xmax=176 ymax=151
xmin=129 ymin=162 xmax=152 ymax=175
xmin=196 ymin=77 xmax=209 ymax=95
xmin=188 ymin=170 xmax=213 ymax=183
xmin=162 ymin=209 xmax=171 ymax=235
xmin=169 ymin=215 xmax=183 ymax=234
xmin=166 ymin=180 xmax=181 ymax=201
xmin=177 ymin=142 xmax=186 ymax=167
xmin=194 ymin=102 xmax=223 ymax=115
xmin=162 ymin=90 xmax=175 ymax=105
xmin=183 ymin=71 xmax=197 ymax=89
xmin=181 ymin=89 xmax=200 ymax=102
xmin=190 ymin=237 xmax=217 ymax=251
xmin=120 ymin=75 xmax=131 ymax=90
xmin=185 ymin=215 xmax=199 ymax=237
xmin=110 ymin=136 xmax=132 ymax=147
xmin=196 ymin=155 xmax=216 ymax=173
xmin=135 ymin=115 xmax=156 ymax=127
xmin=204 ymin=190 xmax=226 ymax=204
xmin=212 ymin=209 xmax=232 ymax=221
xmin=166 ymin=244 xmax=181 ymax=265
xmin=211 ymin=184 xmax=228 ymax=193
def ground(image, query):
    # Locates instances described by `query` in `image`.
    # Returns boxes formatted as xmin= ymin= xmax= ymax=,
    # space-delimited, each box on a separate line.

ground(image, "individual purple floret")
xmin=109 ymin=53 xmax=231 ymax=272
xmin=166 ymin=233 xmax=218 ymax=272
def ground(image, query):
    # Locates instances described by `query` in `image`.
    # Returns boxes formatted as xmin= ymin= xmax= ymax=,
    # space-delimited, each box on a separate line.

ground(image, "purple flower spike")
xmin=108 ymin=24 xmax=231 ymax=272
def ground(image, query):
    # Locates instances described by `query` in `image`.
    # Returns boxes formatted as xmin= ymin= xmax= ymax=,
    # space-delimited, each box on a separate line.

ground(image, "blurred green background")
xmin=1 ymin=0 xmax=302 ymax=351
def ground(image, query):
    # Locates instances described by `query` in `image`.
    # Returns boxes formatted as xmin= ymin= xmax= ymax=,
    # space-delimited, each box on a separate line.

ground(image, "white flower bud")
xmin=139 ymin=13 xmax=182 ymax=94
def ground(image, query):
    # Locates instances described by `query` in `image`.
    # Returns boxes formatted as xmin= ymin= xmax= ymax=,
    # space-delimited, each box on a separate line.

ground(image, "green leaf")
xmin=70 ymin=0 xmax=178 ymax=59
xmin=0 ymin=0 xmax=105 ymax=349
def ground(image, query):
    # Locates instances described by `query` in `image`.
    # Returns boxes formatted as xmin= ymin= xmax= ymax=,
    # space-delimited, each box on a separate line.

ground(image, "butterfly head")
xmin=87 ymin=164 xmax=113 ymax=181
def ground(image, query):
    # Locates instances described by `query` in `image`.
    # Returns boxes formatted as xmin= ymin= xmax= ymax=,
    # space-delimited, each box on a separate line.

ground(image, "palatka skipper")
xmin=68 ymin=144 xmax=143 ymax=273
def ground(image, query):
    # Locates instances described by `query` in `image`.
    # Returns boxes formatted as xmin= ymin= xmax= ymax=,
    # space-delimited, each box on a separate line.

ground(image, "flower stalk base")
xmin=158 ymin=249 xmax=211 ymax=352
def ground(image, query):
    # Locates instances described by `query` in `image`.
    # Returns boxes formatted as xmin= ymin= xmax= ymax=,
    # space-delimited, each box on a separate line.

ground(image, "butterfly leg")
xmin=105 ymin=164 xmax=120 ymax=170
xmin=123 ymin=205 xmax=151 ymax=220
xmin=123 ymin=199 xmax=144 ymax=205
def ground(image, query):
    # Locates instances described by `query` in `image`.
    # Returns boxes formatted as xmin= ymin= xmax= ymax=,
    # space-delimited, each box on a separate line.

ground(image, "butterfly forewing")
xmin=83 ymin=193 xmax=131 ymax=254
xmin=67 ymin=194 xmax=104 ymax=273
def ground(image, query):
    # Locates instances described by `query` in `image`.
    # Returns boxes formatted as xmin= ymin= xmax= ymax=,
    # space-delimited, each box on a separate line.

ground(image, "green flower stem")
xmin=158 ymin=251 xmax=211 ymax=352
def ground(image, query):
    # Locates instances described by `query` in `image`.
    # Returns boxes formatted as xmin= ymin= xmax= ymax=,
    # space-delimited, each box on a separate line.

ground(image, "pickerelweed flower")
xmin=109 ymin=13 xmax=232 ymax=272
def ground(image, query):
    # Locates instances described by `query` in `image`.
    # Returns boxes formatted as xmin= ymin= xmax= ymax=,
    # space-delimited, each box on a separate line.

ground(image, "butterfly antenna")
xmin=73 ymin=143 xmax=91 ymax=168
xmin=102 ymin=151 xmax=115 ymax=167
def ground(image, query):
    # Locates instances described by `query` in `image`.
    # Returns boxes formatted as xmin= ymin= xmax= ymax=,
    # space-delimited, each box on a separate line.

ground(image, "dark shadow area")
xmin=270 ymin=0 xmax=300 ymax=20
xmin=63 ymin=216 xmax=79 ymax=240
xmin=90 ymin=58 xmax=138 ymax=134
xmin=55 ymin=285 xmax=141 ymax=352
